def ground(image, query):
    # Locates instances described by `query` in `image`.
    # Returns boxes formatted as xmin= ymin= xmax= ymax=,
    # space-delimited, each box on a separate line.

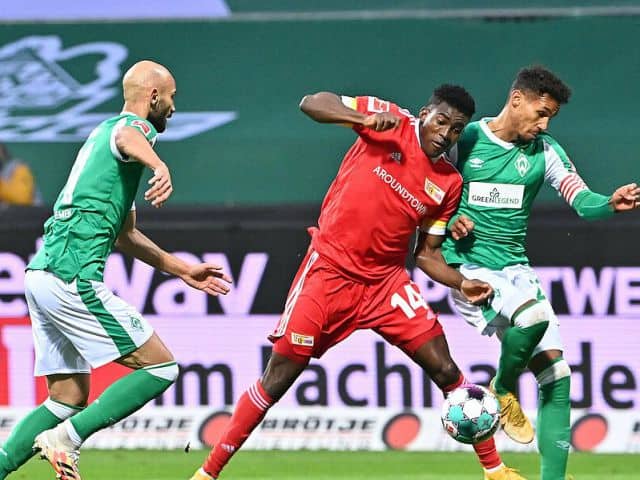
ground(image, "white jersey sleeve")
xmin=542 ymin=136 xmax=589 ymax=206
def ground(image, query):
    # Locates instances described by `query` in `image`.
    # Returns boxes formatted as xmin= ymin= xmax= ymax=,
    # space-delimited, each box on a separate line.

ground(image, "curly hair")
xmin=428 ymin=84 xmax=476 ymax=118
xmin=512 ymin=65 xmax=572 ymax=104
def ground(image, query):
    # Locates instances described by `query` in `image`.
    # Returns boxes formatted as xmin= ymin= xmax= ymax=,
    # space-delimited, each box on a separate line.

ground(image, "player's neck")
xmin=121 ymin=102 xmax=148 ymax=119
xmin=487 ymin=110 xmax=519 ymax=143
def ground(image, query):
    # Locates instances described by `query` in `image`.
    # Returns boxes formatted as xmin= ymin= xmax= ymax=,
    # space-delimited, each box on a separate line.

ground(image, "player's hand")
xmin=144 ymin=162 xmax=173 ymax=208
xmin=362 ymin=112 xmax=401 ymax=132
xmin=450 ymin=215 xmax=475 ymax=240
xmin=460 ymin=279 xmax=493 ymax=306
xmin=181 ymin=263 xmax=232 ymax=296
xmin=610 ymin=183 xmax=640 ymax=212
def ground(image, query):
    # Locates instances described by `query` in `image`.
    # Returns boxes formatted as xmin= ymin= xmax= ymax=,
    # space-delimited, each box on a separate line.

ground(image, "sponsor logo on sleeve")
xmin=291 ymin=332 xmax=315 ymax=347
xmin=367 ymin=97 xmax=390 ymax=113
xmin=131 ymin=120 xmax=151 ymax=136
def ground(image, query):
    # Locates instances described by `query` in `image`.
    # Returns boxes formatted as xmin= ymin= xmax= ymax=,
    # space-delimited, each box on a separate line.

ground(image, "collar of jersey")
xmin=479 ymin=117 xmax=515 ymax=150
xmin=413 ymin=118 xmax=444 ymax=163
xmin=120 ymin=110 xmax=140 ymax=118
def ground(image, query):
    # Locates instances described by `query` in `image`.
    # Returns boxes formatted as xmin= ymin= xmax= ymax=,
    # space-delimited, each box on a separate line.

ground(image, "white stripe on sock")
xmin=252 ymin=383 xmax=271 ymax=409
xmin=143 ymin=362 xmax=179 ymax=381
xmin=44 ymin=398 xmax=81 ymax=420
xmin=247 ymin=384 xmax=269 ymax=410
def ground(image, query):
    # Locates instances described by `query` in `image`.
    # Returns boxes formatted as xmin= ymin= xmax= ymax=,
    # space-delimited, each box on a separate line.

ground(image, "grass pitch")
xmin=12 ymin=450 xmax=640 ymax=479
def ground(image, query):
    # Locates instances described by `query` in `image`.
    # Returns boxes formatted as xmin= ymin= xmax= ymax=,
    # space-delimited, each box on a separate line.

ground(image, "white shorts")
xmin=25 ymin=269 xmax=154 ymax=376
xmin=450 ymin=264 xmax=563 ymax=355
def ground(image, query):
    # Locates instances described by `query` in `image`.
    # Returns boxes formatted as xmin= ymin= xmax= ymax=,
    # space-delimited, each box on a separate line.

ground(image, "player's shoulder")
xmin=115 ymin=112 xmax=158 ymax=139
xmin=435 ymin=153 xmax=463 ymax=187
xmin=535 ymin=132 xmax=568 ymax=156
xmin=537 ymin=131 xmax=563 ymax=148
xmin=458 ymin=120 xmax=484 ymax=147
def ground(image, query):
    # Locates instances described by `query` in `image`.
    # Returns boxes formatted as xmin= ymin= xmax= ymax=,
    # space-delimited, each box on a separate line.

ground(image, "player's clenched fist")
xmin=460 ymin=278 xmax=493 ymax=305
xmin=450 ymin=214 xmax=475 ymax=240
xmin=362 ymin=112 xmax=401 ymax=132
xmin=145 ymin=162 xmax=173 ymax=207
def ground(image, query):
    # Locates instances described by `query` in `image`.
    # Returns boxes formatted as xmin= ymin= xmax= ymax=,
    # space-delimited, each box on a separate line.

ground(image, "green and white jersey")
xmin=29 ymin=113 xmax=158 ymax=282
xmin=441 ymin=118 xmax=588 ymax=270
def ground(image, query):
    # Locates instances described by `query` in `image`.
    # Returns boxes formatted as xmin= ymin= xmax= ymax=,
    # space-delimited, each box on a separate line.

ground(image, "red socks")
xmin=442 ymin=374 xmax=502 ymax=471
xmin=202 ymin=381 xmax=274 ymax=478
xmin=473 ymin=437 xmax=502 ymax=470
xmin=201 ymin=375 xmax=502 ymax=476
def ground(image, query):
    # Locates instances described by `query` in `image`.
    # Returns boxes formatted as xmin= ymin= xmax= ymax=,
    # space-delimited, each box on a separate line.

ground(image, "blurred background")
xmin=0 ymin=0 xmax=639 ymax=476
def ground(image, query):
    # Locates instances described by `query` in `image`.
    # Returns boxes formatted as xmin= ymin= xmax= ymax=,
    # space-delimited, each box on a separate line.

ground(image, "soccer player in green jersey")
xmin=441 ymin=65 xmax=640 ymax=480
xmin=0 ymin=61 xmax=232 ymax=480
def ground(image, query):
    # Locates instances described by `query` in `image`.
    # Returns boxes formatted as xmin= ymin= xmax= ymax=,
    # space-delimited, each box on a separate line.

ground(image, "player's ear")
xmin=419 ymin=106 xmax=431 ymax=123
xmin=150 ymin=88 xmax=159 ymax=108
xmin=510 ymin=89 xmax=523 ymax=109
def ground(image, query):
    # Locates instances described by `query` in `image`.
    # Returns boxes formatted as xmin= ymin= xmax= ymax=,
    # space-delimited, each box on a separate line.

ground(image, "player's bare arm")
xmin=299 ymin=92 xmax=401 ymax=131
xmin=115 ymin=210 xmax=232 ymax=296
xmin=610 ymin=182 xmax=640 ymax=212
xmin=114 ymin=125 xmax=173 ymax=208
xmin=414 ymin=231 xmax=492 ymax=305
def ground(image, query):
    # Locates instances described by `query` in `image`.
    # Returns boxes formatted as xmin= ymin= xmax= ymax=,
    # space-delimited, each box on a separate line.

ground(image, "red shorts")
xmin=269 ymin=249 xmax=444 ymax=361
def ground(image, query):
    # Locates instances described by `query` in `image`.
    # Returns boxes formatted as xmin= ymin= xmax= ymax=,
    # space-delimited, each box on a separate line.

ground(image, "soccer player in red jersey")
xmin=190 ymin=86 xmax=523 ymax=480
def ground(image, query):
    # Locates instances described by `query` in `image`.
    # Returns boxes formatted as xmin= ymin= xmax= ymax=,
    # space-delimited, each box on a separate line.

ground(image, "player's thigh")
xmin=270 ymin=256 xmax=328 ymax=360
xmin=371 ymin=276 xmax=444 ymax=354
xmin=28 ymin=271 xmax=155 ymax=369
xmin=117 ymin=332 xmax=174 ymax=369
xmin=271 ymin=253 xmax=362 ymax=360
xmin=25 ymin=270 xmax=91 ymax=376
xmin=452 ymin=264 xmax=538 ymax=332
xmin=530 ymin=299 xmax=563 ymax=357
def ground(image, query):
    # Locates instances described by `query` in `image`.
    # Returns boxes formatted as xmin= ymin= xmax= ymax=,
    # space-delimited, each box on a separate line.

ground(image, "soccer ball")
xmin=441 ymin=384 xmax=500 ymax=444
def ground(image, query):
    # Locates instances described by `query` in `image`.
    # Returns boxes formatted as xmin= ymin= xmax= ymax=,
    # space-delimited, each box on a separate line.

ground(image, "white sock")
xmin=63 ymin=419 xmax=83 ymax=449
xmin=484 ymin=463 xmax=505 ymax=473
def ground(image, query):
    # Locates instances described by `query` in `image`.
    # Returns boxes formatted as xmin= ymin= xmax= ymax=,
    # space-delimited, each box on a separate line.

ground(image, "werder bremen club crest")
xmin=515 ymin=154 xmax=530 ymax=177
xmin=0 ymin=36 xmax=236 ymax=142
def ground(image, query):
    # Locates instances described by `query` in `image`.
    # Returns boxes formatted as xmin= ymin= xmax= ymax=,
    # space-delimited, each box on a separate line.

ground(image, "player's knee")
xmin=145 ymin=362 xmax=180 ymax=384
xmin=512 ymin=302 xmax=549 ymax=328
xmin=48 ymin=392 xmax=88 ymax=408
xmin=535 ymin=358 xmax=571 ymax=386
xmin=431 ymin=360 xmax=460 ymax=389
xmin=262 ymin=352 xmax=308 ymax=401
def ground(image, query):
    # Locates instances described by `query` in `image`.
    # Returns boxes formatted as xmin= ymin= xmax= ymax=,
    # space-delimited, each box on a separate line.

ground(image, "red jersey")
xmin=311 ymin=95 xmax=463 ymax=281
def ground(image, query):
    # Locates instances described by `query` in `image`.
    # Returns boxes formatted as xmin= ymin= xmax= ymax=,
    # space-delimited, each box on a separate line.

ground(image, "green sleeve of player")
xmin=571 ymin=189 xmax=615 ymax=220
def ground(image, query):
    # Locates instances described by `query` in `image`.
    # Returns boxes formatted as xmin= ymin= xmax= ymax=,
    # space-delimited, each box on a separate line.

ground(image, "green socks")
xmin=537 ymin=364 xmax=571 ymax=480
xmin=0 ymin=399 xmax=81 ymax=478
xmin=494 ymin=321 xmax=548 ymax=394
xmin=70 ymin=362 xmax=177 ymax=441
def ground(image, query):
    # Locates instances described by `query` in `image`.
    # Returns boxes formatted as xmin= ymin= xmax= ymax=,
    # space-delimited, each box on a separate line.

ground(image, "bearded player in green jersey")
xmin=0 ymin=61 xmax=232 ymax=480
xmin=442 ymin=66 xmax=640 ymax=480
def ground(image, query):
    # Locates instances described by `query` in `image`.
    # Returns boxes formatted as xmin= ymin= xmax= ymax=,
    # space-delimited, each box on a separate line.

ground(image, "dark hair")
xmin=427 ymin=84 xmax=476 ymax=118
xmin=512 ymin=65 xmax=571 ymax=104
